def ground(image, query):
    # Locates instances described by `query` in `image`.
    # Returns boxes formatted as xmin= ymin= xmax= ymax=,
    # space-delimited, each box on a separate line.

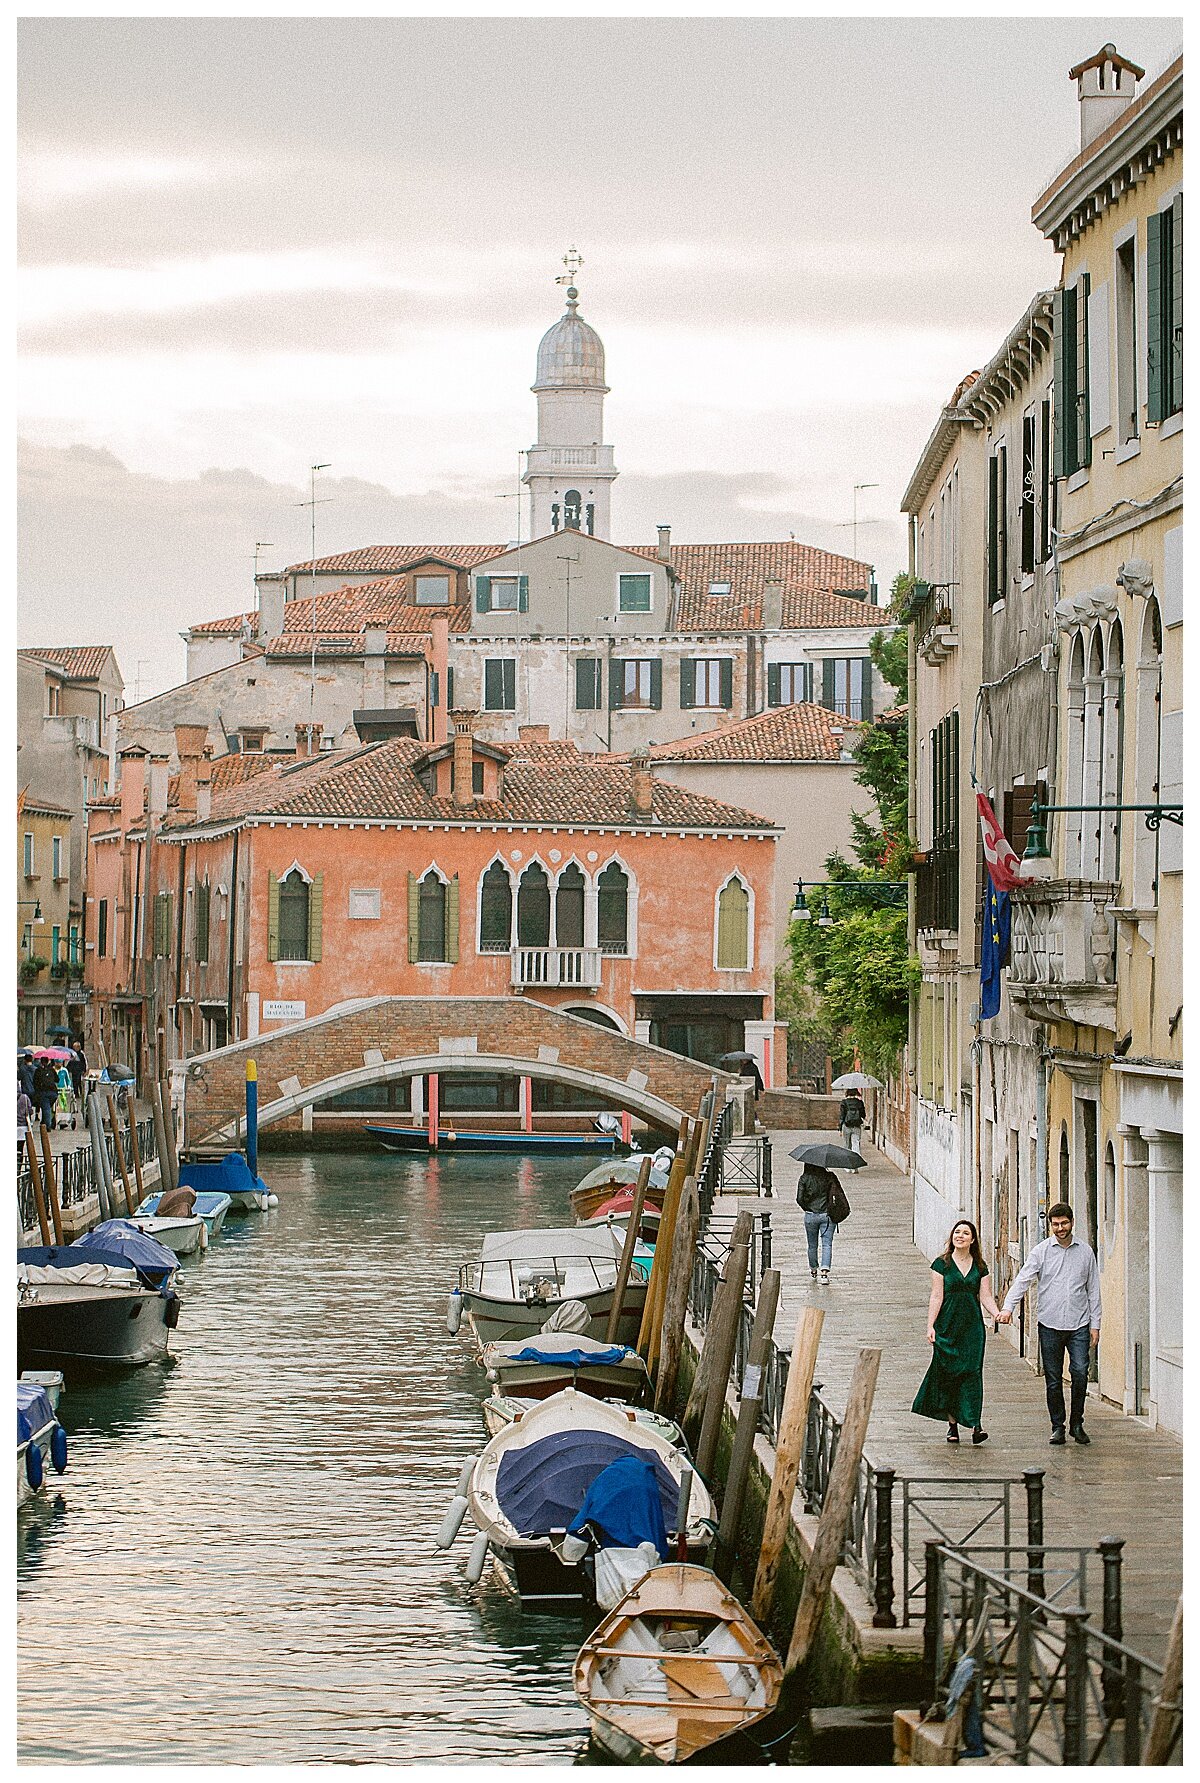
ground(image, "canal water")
xmin=18 ymin=1150 xmax=599 ymax=1764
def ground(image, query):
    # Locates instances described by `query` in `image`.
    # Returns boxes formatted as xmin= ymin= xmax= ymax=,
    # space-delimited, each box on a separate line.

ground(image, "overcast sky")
xmin=17 ymin=13 xmax=1182 ymax=698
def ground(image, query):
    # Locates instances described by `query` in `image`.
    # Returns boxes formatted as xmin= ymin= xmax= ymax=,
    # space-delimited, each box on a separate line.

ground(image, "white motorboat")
xmin=127 ymin=1213 xmax=206 ymax=1256
xmin=480 ymin=1331 xmax=651 ymax=1405
xmin=481 ymin=1390 xmax=685 ymax=1452
xmin=138 ymin=1190 xmax=231 ymax=1240
xmin=444 ymin=1389 xmax=714 ymax=1605
xmin=454 ymin=1226 xmax=650 ymax=1348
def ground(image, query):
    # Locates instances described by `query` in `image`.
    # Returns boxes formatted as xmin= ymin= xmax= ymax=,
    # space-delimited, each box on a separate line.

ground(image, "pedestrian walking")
xmin=913 ymin=1218 xmax=1002 ymax=1445
xmin=68 ymin=1042 xmax=87 ymax=1100
xmin=839 ymin=1089 xmax=866 ymax=1155
xmin=18 ymin=1080 xmax=33 ymax=1168
xmin=796 ymin=1162 xmax=842 ymax=1285
xmin=56 ymin=1062 xmax=74 ymax=1128
xmin=32 ymin=1057 xmax=58 ymax=1132
xmin=998 ymin=1202 xmax=1101 ymax=1445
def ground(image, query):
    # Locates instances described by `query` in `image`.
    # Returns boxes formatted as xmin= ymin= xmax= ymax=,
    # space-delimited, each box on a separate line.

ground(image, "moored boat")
xmin=17 ymin=1222 xmax=181 ymax=1374
xmin=569 ymin=1155 xmax=671 ymax=1222
xmin=456 ymin=1226 xmax=650 ymax=1348
xmin=480 ymin=1391 xmax=685 ymax=1451
xmin=138 ymin=1190 xmax=231 ymax=1240
xmin=17 ymin=1374 xmax=68 ymax=1507
xmin=126 ymin=1213 xmax=206 ymax=1255
xmin=481 ymin=1331 xmax=651 ymax=1405
xmin=367 ymin=1125 xmax=620 ymax=1156
xmin=179 ymin=1151 xmax=273 ymax=1212
xmin=574 ymin=1563 xmax=785 ymax=1764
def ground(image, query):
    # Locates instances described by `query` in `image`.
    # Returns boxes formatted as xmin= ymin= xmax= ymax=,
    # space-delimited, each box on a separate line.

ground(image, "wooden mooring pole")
xmin=654 ymin=1175 xmax=701 ymax=1412
xmin=637 ymin=1150 xmax=686 ymax=1364
xmin=24 ymin=1132 xmax=52 ymax=1245
xmin=1142 ymin=1595 xmax=1182 ymax=1765
xmin=36 ymin=1126 xmax=65 ymax=1244
xmin=105 ymin=1090 xmax=137 ymax=1216
xmin=751 ymin=1306 xmax=825 ymax=1625
xmin=714 ymin=1266 xmax=780 ymax=1582
xmin=687 ymin=1208 xmax=754 ymax=1477
xmin=125 ymin=1102 xmax=146 ymax=1204
xmin=605 ymin=1155 xmax=652 ymax=1344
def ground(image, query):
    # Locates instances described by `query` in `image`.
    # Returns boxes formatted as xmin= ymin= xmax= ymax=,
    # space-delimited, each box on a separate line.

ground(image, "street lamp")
xmin=18 ymin=899 xmax=45 ymax=924
xmin=791 ymin=878 xmax=907 ymax=922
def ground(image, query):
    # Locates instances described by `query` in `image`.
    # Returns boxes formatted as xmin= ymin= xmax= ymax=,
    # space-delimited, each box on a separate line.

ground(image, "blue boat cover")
xmin=70 ymin=1220 xmax=179 ymax=1283
xmin=139 ymin=1190 xmax=229 ymax=1217
xmin=568 ymin=1454 xmax=671 ymax=1557
xmin=179 ymin=1152 xmax=266 ymax=1196
xmin=496 ymin=1429 xmax=679 ymax=1538
xmin=506 ymin=1343 xmax=630 ymax=1368
xmin=17 ymin=1382 xmax=55 ymax=1449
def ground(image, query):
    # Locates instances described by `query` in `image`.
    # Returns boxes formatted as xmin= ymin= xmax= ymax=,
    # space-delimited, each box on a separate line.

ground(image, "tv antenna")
xmin=295 ymin=465 xmax=332 ymax=726
xmin=836 ymin=482 xmax=880 ymax=564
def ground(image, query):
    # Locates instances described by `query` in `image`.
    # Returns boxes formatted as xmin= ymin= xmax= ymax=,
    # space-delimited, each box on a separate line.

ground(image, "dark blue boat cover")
xmin=70 ymin=1220 xmax=179 ymax=1283
xmin=568 ymin=1454 xmax=671 ymax=1557
xmin=179 ymin=1151 xmax=265 ymax=1195
xmin=496 ymin=1429 xmax=678 ymax=1538
xmin=17 ymin=1382 xmax=55 ymax=1449
xmin=506 ymin=1343 xmax=630 ymax=1367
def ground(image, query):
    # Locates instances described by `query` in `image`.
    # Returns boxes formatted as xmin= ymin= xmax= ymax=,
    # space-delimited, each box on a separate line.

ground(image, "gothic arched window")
xmin=716 ymin=877 xmax=751 ymax=970
xmin=417 ymin=871 xmax=447 ymax=962
xmin=555 ymin=863 xmax=586 ymax=949
xmin=278 ymin=869 xmax=310 ymax=961
xmin=597 ymin=863 xmax=629 ymax=954
xmin=479 ymin=862 xmax=513 ymax=953
xmin=517 ymin=863 xmax=551 ymax=948
xmin=564 ymin=489 xmax=582 ymax=530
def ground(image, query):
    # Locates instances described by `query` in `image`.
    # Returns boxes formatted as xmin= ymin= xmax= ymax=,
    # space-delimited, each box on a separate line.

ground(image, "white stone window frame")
xmin=595 ymin=854 xmax=638 ymax=960
xmin=713 ymin=870 xmax=755 ymax=972
xmin=488 ymin=577 xmax=522 ymax=613
xmin=476 ymin=855 xmax=516 ymax=955
xmin=616 ymin=571 xmax=653 ymax=615
xmin=689 ymin=656 xmax=731 ymax=710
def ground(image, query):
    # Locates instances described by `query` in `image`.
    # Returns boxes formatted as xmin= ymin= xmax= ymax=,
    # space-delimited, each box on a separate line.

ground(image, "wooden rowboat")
xmin=574 ymin=1563 xmax=784 ymax=1765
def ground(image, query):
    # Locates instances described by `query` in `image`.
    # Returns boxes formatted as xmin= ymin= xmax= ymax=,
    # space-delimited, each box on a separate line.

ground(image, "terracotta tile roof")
xmin=646 ymin=543 xmax=880 ymax=632
xmin=18 ymin=645 xmax=115 ymax=681
xmin=876 ymin=702 xmax=908 ymax=724
xmin=185 ymin=612 xmax=256 ymax=637
xmin=645 ymin=703 xmax=855 ymax=764
xmin=285 ymin=545 xmax=508 ymax=576
xmin=269 ymin=577 xmax=471 ymax=651
xmin=166 ymin=737 xmax=774 ymax=834
xmin=19 ymin=794 xmax=76 ymax=819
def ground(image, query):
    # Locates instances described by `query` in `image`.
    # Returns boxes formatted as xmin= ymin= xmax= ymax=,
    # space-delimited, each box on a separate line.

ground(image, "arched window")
xmin=1082 ymin=628 xmax=1105 ymax=878
xmin=517 ymin=862 xmax=551 ymax=948
xmin=555 ymin=863 xmax=586 ymax=949
xmin=564 ymin=489 xmax=582 ymax=530
xmin=716 ymin=877 xmax=751 ymax=970
xmin=1103 ymin=1140 xmax=1117 ymax=1234
xmin=479 ymin=861 xmax=513 ymax=953
xmin=417 ymin=870 xmax=447 ymax=962
xmin=1058 ymin=1127 xmax=1071 ymax=1207
xmin=1100 ymin=622 xmax=1124 ymax=879
xmin=1064 ymin=634 xmax=1086 ymax=874
xmin=1133 ymin=599 xmax=1163 ymax=905
xmin=597 ymin=863 xmax=629 ymax=954
xmin=278 ymin=869 xmax=310 ymax=961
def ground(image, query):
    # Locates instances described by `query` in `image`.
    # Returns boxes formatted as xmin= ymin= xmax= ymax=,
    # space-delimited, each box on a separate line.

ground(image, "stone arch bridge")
xmin=178 ymin=996 xmax=734 ymax=1147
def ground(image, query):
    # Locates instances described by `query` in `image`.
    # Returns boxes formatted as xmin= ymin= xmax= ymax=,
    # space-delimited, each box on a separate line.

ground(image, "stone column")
xmin=1144 ymin=1128 xmax=1183 ymax=1434
xmin=1117 ymin=1123 xmax=1149 ymax=1414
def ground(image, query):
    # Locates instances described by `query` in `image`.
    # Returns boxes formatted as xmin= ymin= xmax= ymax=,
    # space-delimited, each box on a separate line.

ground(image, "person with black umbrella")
xmin=790 ymin=1142 xmax=863 ymax=1287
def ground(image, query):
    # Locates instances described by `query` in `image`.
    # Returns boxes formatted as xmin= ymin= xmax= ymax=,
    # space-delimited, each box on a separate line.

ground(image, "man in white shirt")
xmin=998 ymin=1203 xmax=1101 ymax=1446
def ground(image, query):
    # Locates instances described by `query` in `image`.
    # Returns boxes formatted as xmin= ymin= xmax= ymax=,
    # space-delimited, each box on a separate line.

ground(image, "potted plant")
xmin=20 ymin=955 xmax=48 ymax=983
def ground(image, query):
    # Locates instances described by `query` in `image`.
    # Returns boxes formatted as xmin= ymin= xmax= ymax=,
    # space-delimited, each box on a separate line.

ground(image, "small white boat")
xmin=17 ymin=1372 xmax=68 ymax=1507
xmin=453 ymin=1390 xmax=713 ymax=1605
xmin=481 ymin=1391 xmax=686 ymax=1451
xmin=137 ymin=1191 xmax=231 ymax=1241
xmin=456 ymin=1226 xmax=650 ymax=1348
xmin=127 ymin=1213 xmax=206 ymax=1256
xmin=574 ymin=1563 xmax=785 ymax=1764
xmin=481 ymin=1331 xmax=651 ymax=1405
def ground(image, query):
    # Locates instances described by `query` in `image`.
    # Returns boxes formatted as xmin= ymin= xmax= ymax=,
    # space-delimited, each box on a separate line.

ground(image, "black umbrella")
xmin=788 ymin=1142 xmax=868 ymax=1170
xmin=105 ymin=1062 xmax=136 ymax=1081
xmin=714 ymin=1050 xmax=764 ymax=1090
xmin=46 ymin=1025 xmax=74 ymax=1038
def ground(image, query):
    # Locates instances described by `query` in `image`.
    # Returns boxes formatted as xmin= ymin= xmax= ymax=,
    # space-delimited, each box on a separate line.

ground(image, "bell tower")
xmin=523 ymin=250 xmax=618 ymax=541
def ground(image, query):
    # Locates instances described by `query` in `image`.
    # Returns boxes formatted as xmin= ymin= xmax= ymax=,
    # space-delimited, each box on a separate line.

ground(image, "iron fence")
xmin=17 ymin=1113 xmax=160 ymax=1235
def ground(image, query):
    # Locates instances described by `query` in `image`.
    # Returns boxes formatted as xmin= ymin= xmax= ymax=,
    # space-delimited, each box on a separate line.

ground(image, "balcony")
xmin=906 ymin=581 xmax=958 ymax=666
xmin=915 ymin=846 xmax=959 ymax=933
xmin=1008 ymin=880 xmax=1119 ymax=1028
xmin=511 ymin=947 xmax=603 ymax=991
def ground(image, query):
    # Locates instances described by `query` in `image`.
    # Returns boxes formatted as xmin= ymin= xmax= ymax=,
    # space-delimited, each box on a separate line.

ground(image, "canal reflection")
xmin=18 ymin=1149 xmax=594 ymax=1764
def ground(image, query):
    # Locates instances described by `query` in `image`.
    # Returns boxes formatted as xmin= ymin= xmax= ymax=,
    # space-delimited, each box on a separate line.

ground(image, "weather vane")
xmin=556 ymin=246 xmax=583 ymax=289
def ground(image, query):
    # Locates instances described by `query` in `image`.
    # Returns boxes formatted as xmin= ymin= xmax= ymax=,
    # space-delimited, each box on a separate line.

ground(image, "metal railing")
xmin=18 ymin=1113 xmax=160 ymax=1235
xmin=915 ymin=845 xmax=959 ymax=932
xmin=925 ymin=1541 xmax=1175 ymax=1765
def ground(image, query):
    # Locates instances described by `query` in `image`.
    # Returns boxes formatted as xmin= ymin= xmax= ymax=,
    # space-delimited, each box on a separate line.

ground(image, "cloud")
xmin=19 ymin=148 xmax=228 ymax=208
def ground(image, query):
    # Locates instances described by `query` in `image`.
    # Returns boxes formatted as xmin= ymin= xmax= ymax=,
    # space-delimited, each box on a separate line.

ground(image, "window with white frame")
xmin=52 ymin=836 xmax=63 ymax=880
xmin=767 ymin=662 xmax=811 ymax=705
xmin=1115 ymin=234 xmax=1139 ymax=446
xmin=414 ymin=574 xmax=451 ymax=606
xmin=23 ymin=833 xmax=34 ymax=877
xmin=618 ymin=574 xmax=652 ymax=613
xmin=716 ymin=877 xmax=751 ymax=970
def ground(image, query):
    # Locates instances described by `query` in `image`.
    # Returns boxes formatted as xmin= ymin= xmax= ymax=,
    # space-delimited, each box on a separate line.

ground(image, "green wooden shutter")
xmin=517 ymin=575 xmax=529 ymax=613
xmin=649 ymin=660 xmax=662 ymax=710
xmin=446 ymin=874 xmax=460 ymax=964
xmin=679 ymin=659 xmax=696 ymax=709
xmin=446 ymin=666 xmax=454 ymax=710
xmin=576 ymin=657 xmax=596 ymax=710
xmin=267 ymin=871 xmax=280 ymax=961
xmin=1146 ymin=210 xmax=1164 ymax=423
xmin=475 ymin=576 xmax=491 ymax=613
xmin=1051 ymin=289 xmax=1067 ymax=475
xmin=308 ymin=872 xmax=323 ymax=961
xmin=484 ymin=660 xmax=499 ymax=709
xmin=504 ymin=660 xmax=516 ymax=709
xmin=1170 ymin=193 xmax=1183 ymax=414
xmin=1076 ymin=273 xmax=1091 ymax=466
xmin=822 ymin=659 xmax=837 ymax=709
xmin=997 ymin=445 xmax=1007 ymax=596
xmin=767 ymin=663 xmax=781 ymax=707
xmin=719 ymin=658 xmax=733 ymax=709
xmin=987 ymin=453 xmax=999 ymax=603
xmin=859 ymin=660 xmax=873 ymax=720
xmin=609 ymin=660 xmax=624 ymax=710
xmin=407 ymin=871 xmax=419 ymax=962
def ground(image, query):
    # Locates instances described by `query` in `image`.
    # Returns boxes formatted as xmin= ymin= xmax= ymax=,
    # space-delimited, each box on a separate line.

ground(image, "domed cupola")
xmin=523 ymin=253 xmax=618 ymax=541
xmin=533 ymin=288 xmax=609 ymax=393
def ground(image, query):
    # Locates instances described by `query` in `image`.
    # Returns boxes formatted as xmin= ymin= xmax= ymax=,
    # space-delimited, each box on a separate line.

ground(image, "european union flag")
xmin=980 ymin=875 xmax=1011 ymax=1020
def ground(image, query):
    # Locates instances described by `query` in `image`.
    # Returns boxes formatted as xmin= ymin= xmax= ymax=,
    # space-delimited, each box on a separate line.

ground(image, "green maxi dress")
xmin=912 ymin=1256 xmax=987 ymax=1427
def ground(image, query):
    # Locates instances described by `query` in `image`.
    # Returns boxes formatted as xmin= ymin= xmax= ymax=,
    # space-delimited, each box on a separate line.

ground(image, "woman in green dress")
xmin=913 ymin=1219 xmax=1002 ymax=1444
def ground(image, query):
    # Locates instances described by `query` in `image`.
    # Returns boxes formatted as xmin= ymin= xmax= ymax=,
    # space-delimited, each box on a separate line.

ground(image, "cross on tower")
xmin=556 ymin=246 xmax=584 ymax=288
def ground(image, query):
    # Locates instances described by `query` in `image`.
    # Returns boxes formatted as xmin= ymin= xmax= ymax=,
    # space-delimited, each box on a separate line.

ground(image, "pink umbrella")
xmin=33 ymin=1046 xmax=74 ymax=1062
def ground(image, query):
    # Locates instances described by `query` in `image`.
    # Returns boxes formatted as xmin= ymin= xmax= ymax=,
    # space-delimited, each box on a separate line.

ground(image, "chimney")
xmin=255 ymin=573 xmax=285 ymax=642
xmin=1070 ymin=43 xmax=1143 ymax=150
xmin=119 ymin=747 xmax=148 ymax=828
xmin=518 ymin=724 xmax=551 ymax=743
xmin=451 ymin=708 xmax=477 ymax=808
xmin=629 ymin=752 xmax=654 ymax=820
xmin=295 ymin=722 xmax=323 ymax=758
xmin=763 ymin=575 xmax=784 ymax=632
xmin=173 ymin=724 xmax=208 ymax=815
xmin=364 ymin=624 xmax=387 ymax=657
xmin=429 ymin=612 xmax=450 ymax=746
xmin=148 ymin=755 xmax=169 ymax=817
xmin=195 ymin=756 xmax=213 ymax=823
xmin=656 ymin=524 xmax=671 ymax=562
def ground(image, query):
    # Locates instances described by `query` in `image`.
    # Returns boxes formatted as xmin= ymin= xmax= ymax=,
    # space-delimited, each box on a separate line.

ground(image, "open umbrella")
xmin=714 ymin=1050 xmax=764 ymax=1090
xmin=788 ymin=1142 xmax=868 ymax=1171
xmin=103 ymin=1062 xmax=136 ymax=1082
xmin=831 ymin=1071 xmax=883 ymax=1091
xmin=32 ymin=1046 xmax=74 ymax=1062
xmin=46 ymin=1025 xmax=75 ymax=1039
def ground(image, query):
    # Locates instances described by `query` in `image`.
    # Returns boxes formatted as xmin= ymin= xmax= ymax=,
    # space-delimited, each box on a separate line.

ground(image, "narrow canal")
xmin=18 ymin=1151 xmax=596 ymax=1764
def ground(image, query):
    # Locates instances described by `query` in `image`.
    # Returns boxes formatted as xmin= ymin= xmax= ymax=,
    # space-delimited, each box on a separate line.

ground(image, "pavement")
xmin=751 ymin=1129 xmax=1182 ymax=1668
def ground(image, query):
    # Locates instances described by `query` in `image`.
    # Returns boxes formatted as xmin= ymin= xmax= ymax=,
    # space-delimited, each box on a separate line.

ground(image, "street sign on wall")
xmin=262 ymin=999 xmax=306 ymax=1023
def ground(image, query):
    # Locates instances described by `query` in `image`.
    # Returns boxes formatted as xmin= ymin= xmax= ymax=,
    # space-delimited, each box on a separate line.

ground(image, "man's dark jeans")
xmin=38 ymin=1095 xmax=56 ymax=1132
xmin=1038 ymin=1323 xmax=1091 ymax=1432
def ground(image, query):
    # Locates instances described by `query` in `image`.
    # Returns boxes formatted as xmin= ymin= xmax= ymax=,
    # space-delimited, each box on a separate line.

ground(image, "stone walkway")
xmin=744 ymin=1130 xmax=1181 ymax=1668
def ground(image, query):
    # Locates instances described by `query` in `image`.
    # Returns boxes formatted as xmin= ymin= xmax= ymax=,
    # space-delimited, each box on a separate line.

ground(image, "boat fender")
xmin=199 ymin=1222 xmax=209 ymax=1250
xmin=446 ymin=1288 xmax=463 ymax=1335
xmin=464 ymin=1531 xmax=489 ymax=1583
xmin=50 ymin=1425 xmax=68 ymax=1475
xmin=164 ymin=1293 xmax=181 ymax=1330
xmin=267 ymin=1193 xmax=279 ymax=1207
xmin=437 ymin=1495 xmax=470 ymax=1549
xmin=454 ymin=1457 xmax=475 ymax=1498
xmin=560 ymin=1531 xmax=589 ymax=1565
xmin=25 ymin=1443 xmax=44 ymax=1492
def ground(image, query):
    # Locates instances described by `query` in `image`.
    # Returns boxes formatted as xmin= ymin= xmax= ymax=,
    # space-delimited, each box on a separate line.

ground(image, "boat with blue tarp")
xmin=17 ymin=1221 xmax=182 ymax=1372
xmin=481 ymin=1331 xmax=651 ymax=1403
xmin=178 ymin=1150 xmax=272 ymax=1212
xmin=17 ymin=1375 xmax=68 ymax=1506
